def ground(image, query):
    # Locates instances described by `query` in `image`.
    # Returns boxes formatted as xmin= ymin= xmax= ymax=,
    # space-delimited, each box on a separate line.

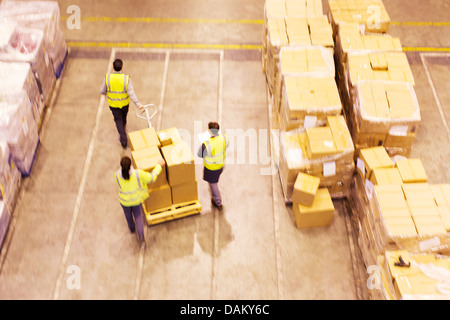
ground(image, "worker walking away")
xmin=101 ymin=59 xmax=143 ymax=148
xmin=197 ymin=122 xmax=229 ymax=210
xmin=115 ymin=156 xmax=164 ymax=243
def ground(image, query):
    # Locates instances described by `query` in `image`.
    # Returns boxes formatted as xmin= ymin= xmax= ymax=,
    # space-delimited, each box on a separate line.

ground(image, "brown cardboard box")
xmin=437 ymin=206 xmax=450 ymax=231
xmin=128 ymin=128 xmax=160 ymax=151
xmin=395 ymin=158 xmax=427 ymax=183
xmin=402 ymin=183 xmax=436 ymax=208
xmin=157 ymin=127 xmax=182 ymax=147
xmin=144 ymin=183 xmax=172 ymax=212
xmin=171 ymin=180 xmax=199 ymax=205
xmin=292 ymin=172 xmax=320 ymax=206
xmin=358 ymin=146 xmax=393 ymax=179
xmin=131 ymin=146 xmax=167 ymax=188
xmin=383 ymin=216 xmax=418 ymax=238
xmin=412 ymin=215 xmax=447 ymax=235
xmin=293 ymin=188 xmax=334 ymax=229
xmin=327 ymin=115 xmax=353 ymax=153
xmin=161 ymin=141 xmax=196 ymax=186
xmin=431 ymin=184 xmax=450 ymax=206
xmin=305 ymin=127 xmax=337 ymax=159
xmin=370 ymin=167 xmax=403 ymax=185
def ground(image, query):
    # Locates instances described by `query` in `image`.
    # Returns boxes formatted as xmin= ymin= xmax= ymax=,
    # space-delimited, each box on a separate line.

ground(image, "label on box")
xmin=304 ymin=115 xmax=317 ymax=129
xmin=356 ymin=158 xmax=365 ymax=177
xmin=323 ymin=161 xmax=336 ymax=177
xmin=288 ymin=148 xmax=303 ymax=166
xmin=389 ymin=125 xmax=408 ymax=136
xmin=365 ymin=179 xmax=374 ymax=198
xmin=419 ymin=236 xmax=440 ymax=252
xmin=324 ymin=140 xmax=334 ymax=148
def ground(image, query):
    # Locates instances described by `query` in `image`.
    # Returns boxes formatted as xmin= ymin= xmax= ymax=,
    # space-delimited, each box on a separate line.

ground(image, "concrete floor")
xmin=0 ymin=0 xmax=449 ymax=300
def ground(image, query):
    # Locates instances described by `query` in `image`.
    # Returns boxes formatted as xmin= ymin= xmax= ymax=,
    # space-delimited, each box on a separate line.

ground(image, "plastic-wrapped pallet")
xmin=0 ymin=90 xmax=39 ymax=176
xmin=0 ymin=20 xmax=56 ymax=105
xmin=0 ymin=200 xmax=11 ymax=251
xmin=0 ymin=141 xmax=21 ymax=211
xmin=349 ymin=80 xmax=421 ymax=157
xmin=0 ymin=0 xmax=67 ymax=78
xmin=278 ymin=115 xmax=354 ymax=200
xmin=0 ymin=61 xmax=43 ymax=126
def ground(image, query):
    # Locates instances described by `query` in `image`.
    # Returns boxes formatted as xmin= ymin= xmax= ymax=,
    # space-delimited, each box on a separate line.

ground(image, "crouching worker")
xmin=115 ymin=156 xmax=164 ymax=243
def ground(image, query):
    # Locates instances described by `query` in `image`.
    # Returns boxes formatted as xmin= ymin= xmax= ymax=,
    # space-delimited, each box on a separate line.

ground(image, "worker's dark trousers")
xmin=121 ymin=203 xmax=145 ymax=242
xmin=110 ymin=105 xmax=129 ymax=147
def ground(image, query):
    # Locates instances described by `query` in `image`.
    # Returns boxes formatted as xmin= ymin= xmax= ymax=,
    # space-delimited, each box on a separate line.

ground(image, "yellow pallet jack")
xmin=136 ymin=105 xmax=202 ymax=226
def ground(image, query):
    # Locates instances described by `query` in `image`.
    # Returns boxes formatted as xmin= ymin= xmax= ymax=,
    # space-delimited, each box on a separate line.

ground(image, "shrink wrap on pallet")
xmin=0 ymin=141 xmax=21 ymax=211
xmin=0 ymin=20 xmax=55 ymax=105
xmin=0 ymin=0 xmax=67 ymax=77
xmin=0 ymin=200 xmax=11 ymax=250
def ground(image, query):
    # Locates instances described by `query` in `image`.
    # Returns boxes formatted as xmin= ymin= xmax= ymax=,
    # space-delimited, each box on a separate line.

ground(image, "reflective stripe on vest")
xmin=203 ymin=134 xmax=228 ymax=171
xmin=115 ymin=169 xmax=148 ymax=207
xmin=106 ymin=73 xmax=130 ymax=108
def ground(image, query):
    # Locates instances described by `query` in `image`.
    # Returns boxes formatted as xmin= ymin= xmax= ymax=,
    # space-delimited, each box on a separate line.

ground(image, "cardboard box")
xmin=157 ymin=127 xmax=182 ymax=147
xmin=292 ymin=172 xmax=320 ymax=206
xmin=412 ymin=215 xmax=447 ymax=235
xmin=358 ymin=146 xmax=393 ymax=178
xmin=395 ymin=158 xmax=427 ymax=183
xmin=293 ymin=188 xmax=334 ymax=229
xmin=431 ymin=184 xmax=450 ymax=206
xmin=327 ymin=115 xmax=353 ymax=153
xmin=131 ymin=146 xmax=167 ymax=188
xmin=370 ymin=167 xmax=403 ymax=185
xmin=128 ymin=128 xmax=160 ymax=151
xmin=171 ymin=180 xmax=199 ymax=205
xmin=144 ymin=183 xmax=172 ymax=212
xmin=383 ymin=216 xmax=418 ymax=237
xmin=402 ymin=183 xmax=436 ymax=208
xmin=437 ymin=206 xmax=450 ymax=231
xmin=305 ymin=127 xmax=337 ymax=159
xmin=161 ymin=141 xmax=196 ymax=186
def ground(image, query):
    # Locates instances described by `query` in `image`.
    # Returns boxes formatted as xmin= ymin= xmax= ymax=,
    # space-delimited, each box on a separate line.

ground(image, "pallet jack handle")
xmin=136 ymin=104 xmax=158 ymax=128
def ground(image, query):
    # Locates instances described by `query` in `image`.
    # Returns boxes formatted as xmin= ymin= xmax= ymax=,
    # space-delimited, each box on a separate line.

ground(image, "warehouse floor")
xmin=0 ymin=0 xmax=449 ymax=300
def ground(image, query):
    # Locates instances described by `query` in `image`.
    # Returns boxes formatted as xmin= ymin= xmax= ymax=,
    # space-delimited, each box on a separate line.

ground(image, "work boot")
xmin=211 ymin=199 xmax=223 ymax=210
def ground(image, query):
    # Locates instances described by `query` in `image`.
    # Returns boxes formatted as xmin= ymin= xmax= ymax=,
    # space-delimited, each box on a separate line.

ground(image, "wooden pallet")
xmin=143 ymin=200 xmax=202 ymax=226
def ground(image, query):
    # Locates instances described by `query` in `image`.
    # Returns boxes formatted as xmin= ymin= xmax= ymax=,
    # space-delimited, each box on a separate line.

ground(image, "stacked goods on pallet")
xmin=0 ymin=61 xmax=44 ymax=128
xmin=0 ymin=20 xmax=56 ymax=106
xmin=327 ymin=0 xmax=391 ymax=35
xmin=129 ymin=127 xmax=201 ymax=225
xmin=279 ymin=115 xmax=354 ymax=200
xmin=0 ymin=90 xmax=39 ymax=176
xmin=374 ymin=251 xmax=450 ymax=300
xmin=349 ymin=80 xmax=420 ymax=157
xmin=0 ymin=0 xmax=67 ymax=78
xmin=273 ymin=46 xmax=336 ymax=129
xmin=0 ymin=200 xmax=10 ymax=251
xmin=0 ymin=141 xmax=21 ymax=212
xmin=291 ymin=172 xmax=335 ymax=229
xmin=262 ymin=0 xmax=333 ymax=95
xmin=352 ymin=147 xmax=450 ymax=275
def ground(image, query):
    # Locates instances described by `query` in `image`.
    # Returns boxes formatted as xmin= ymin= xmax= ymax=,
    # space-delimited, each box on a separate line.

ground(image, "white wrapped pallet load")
xmin=0 ymin=141 xmax=21 ymax=211
xmin=0 ymin=91 xmax=39 ymax=176
xmin=0 ymin=61 xmax=43 ymax=124
xmin=0 ymin=200 xmax=10 ymax=250
xmin=0 ymin=0 xmax=68 ymax=77
xmin=0 ymin=20 xmax=56 ymax=105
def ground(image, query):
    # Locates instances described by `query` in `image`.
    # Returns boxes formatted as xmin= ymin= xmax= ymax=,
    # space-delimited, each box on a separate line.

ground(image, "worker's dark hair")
xmin=120 ymin=156 xmax=132 ymax=180
xmin=113 ymin=59 xmax=123 ymax=72
xmin=208 ymin=122 xmax=220 ymax=130
xmin=208 ymin=121 xmax=220 ymax=136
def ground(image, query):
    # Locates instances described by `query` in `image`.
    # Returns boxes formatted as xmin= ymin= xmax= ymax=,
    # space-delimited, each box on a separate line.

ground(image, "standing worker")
xmin=115 ymin=156 xmax=164 ymax=243
xmin=198 ymin=122 xmax=229 ymax=210
xmin=101 ymin=59 xmax=143 ymax=148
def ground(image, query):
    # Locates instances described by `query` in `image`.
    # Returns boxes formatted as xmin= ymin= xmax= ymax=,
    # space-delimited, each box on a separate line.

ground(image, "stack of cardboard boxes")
xmin=373 ymin=250 xmax=450 ymax=300
xmin=129 ymin=127 xmax=200 ymax=225
xmin=353 ymin=146 xmax=450 ymax=271
xmin=262 ymin=0 xmax=333 ymax=95
xmin=279 ymin=115 xmax=355 ymax=201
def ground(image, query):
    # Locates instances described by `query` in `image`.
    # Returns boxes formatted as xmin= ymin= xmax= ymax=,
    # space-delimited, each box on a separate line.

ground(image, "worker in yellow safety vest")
xmin=115 ymin=156 xmax=164 ymax=243
xmin=101 ymin=59 xmax=143 ymax=148
xmin=197 ymin=122 xmax=229 ymax=210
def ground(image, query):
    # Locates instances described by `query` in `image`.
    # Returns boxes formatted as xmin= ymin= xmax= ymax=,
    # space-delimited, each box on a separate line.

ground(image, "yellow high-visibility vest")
xmin=203 ymin=134 xmax=229 ymax=171
xmin=105 ymin=73 xmax=130 ymax=108
xmin=114 ymin=166 xmax=161 ymax=207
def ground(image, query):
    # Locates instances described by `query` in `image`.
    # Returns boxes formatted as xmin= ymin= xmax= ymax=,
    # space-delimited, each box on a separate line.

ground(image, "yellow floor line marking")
xmin=66 ymin=41 xmax=262 ymax=51
xmin=62 ymin=16 xmax=263 ymax=24
xmin=391 ymin=21 xmax=450 ymax=27
xmin=402 ymin=47 xmax=450 ymax=52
